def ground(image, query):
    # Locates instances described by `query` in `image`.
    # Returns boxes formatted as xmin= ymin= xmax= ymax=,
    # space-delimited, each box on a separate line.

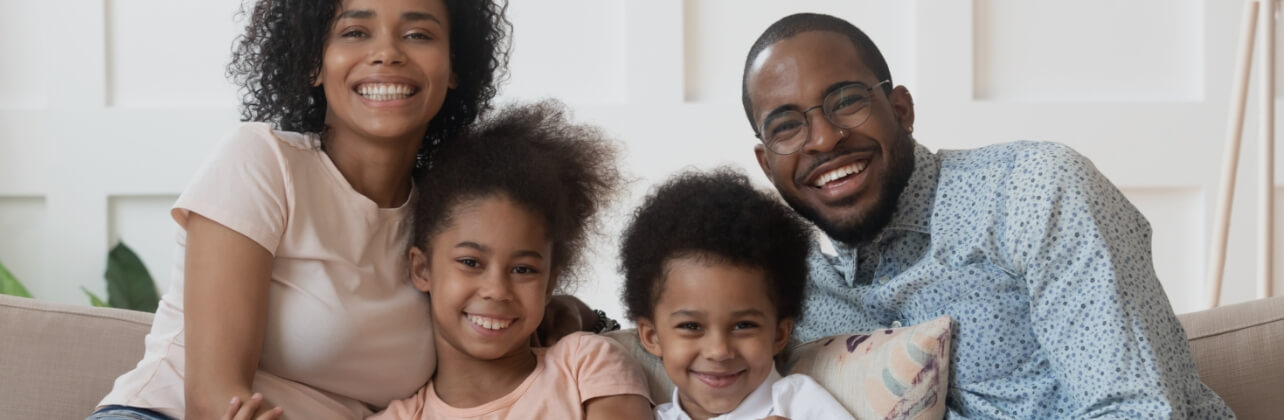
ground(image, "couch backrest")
xmin=2 ymin=293 xmax=1281 ymax=419
xmin=0 ymin=294 xmax=153 ymax=419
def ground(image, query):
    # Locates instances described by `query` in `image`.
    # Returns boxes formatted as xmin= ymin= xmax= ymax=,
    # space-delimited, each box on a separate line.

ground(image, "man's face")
xmin=747 ymin=31 xmax=915 ymax=245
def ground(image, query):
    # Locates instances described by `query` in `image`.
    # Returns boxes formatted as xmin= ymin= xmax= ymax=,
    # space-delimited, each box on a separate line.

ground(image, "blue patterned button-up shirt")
xmin=796 ymin=141 xmax=1234 ymax=419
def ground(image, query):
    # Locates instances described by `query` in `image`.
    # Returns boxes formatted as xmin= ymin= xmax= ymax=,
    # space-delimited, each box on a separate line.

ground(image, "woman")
xmin=87 ymin=1 xmax=562 ymax=418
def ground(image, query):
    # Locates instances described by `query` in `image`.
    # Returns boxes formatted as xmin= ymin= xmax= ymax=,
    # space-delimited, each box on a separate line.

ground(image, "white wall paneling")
xmin=683 ymin=0 xmax=917 ymax=103
xmin=0 ymin=197 xmax=47 ymax=298
xmin=973 ymin=0 xmax=1204 ymax=102
xmin=108 ymin=195 xmax=181 ymax=295
xmin=502 ymin=0 xmax=628 ymax=104
xmin=2 ymin=0 xmax=1280 ymax=316
xmin=0 ymin=1 xmax=48 ymax=109
xmin=106 ymin=0 xmax=245 ymax=108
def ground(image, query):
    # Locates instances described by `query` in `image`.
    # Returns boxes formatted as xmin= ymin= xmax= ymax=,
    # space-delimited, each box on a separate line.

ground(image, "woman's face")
xmin=318 ymin=0 xmax=455 ymax=143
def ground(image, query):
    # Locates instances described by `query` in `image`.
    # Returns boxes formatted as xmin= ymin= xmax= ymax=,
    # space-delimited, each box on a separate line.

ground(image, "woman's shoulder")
xmin=224 ymin=122 xmax=322 ymax=154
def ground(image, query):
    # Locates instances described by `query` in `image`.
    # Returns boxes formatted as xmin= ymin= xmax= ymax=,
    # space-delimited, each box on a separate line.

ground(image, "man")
xmin=742 ymin=13 xmax=1233 ymax=419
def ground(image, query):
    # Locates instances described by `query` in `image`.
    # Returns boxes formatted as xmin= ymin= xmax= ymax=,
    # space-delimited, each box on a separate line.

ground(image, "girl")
xmin=90 ymin=0 xmax=516 ymax=418
xmin=373 ymin=101 xmax=652 ymax=419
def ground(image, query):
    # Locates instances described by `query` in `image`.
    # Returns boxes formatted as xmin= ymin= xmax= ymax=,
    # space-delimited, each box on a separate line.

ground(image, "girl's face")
xmin=318 ymin=0 xmax=455 ymax=142
xmin=410 ymin=195 xmax=555 ymax=362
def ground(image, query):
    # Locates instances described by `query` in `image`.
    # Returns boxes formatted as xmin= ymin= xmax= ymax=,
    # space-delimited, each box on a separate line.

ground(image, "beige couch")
xmin=3 ymin=293 xmax=1282 ymax=419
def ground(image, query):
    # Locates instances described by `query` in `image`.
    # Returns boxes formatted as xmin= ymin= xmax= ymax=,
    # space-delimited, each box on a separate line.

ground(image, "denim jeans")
xmin=86 ymin=405 xmax=175 ymax=420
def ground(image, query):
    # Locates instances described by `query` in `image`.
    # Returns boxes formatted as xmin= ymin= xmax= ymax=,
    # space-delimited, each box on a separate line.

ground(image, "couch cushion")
xmin=784 ymin=316 xmax=951 ymax=419
xmin=1178 ymin=295 xmax=1284 ymax=420
xmin=607 ymin=316 xmax=952 ymax=419
xmin=0 ymin=294 xmax=154 ymax=420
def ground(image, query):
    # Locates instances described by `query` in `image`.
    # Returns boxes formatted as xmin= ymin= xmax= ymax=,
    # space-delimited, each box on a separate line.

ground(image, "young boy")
xmin=619 ymin=169 xmax=854 ymax=420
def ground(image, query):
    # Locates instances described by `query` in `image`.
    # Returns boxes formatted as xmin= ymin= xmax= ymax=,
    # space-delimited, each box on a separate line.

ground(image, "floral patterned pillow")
xmin=604 ymin=315 xmax=952 ymax=419
xmin=783 ymin=316 xmax=952 ymax=420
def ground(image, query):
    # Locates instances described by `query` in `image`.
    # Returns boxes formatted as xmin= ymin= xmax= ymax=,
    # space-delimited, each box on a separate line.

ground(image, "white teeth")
xmin=356 ymin=83 xmax=417 ymax=101
xmin=467 ymin=314 xmax=513 ymax=330
xmin=812 ymin=161 xmax=868 ymax=187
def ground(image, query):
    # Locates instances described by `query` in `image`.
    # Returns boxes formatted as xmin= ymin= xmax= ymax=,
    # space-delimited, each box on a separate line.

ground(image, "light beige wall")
xmin=0 ymin=0 xmax=1276 ymax=321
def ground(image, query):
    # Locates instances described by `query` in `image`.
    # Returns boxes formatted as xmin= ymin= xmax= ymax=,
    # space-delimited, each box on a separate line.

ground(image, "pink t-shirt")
xmin=370 ymin=332 xmax=652 ymax=420
xmin=99 ymin=122 xmax=435 ymax=418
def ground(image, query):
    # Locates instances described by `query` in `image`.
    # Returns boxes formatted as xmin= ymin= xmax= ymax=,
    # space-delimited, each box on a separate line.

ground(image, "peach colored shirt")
xmin=370 ymin=332 xmax=652 ymax=420
xmin=99 ymin=122 xmax=434 ymax=419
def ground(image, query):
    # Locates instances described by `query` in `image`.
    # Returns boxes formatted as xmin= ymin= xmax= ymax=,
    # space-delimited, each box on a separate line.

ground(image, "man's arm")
xmin=534 ymin=295 xmax=600 ymax=346
xmin=1002 ymin=143 xmax=1228 ymax=419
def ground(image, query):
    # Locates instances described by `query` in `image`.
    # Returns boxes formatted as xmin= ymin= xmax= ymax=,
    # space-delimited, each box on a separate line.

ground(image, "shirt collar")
xmin=668 ymin=368 xmax=783 ymax=420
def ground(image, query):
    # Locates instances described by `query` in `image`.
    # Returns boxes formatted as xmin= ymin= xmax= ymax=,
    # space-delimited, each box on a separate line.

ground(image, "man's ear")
xmin=637 ymin=317 xmax=663 ymax=358
xmin=773 ymin=317 xmax=795 ymax=355
xmin=889 ymin=85 xmax=916 ymax=134
xmin=754 ymin=143 xmax=774 ymax=183
xmin=408 ymin=246 xmax=432 ymax=293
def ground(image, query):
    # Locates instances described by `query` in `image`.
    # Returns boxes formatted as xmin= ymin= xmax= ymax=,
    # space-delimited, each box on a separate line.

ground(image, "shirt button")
xmin=878 ymin=276 xmax=890 ymax=284
xmin=891 ymin=320 xmax=903 ymax=328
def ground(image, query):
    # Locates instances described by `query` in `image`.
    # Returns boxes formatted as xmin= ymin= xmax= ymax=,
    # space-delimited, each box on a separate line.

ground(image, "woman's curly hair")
xmin=227 ymin=0 xmax=511 ymax=155
xmin=619 ymin=168 xmax=812 ymax=321
xmin=411 ymin=100 xmax=622 ymax=293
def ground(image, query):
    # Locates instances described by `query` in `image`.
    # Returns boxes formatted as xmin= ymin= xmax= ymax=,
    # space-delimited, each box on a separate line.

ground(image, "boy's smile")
xmin=637 ymin=256 xmax=793 ymax=420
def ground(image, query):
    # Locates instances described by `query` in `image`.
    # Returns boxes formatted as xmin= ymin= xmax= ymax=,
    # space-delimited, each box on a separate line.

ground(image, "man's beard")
xmin=781 ymin=134 xmax=916 ymax=247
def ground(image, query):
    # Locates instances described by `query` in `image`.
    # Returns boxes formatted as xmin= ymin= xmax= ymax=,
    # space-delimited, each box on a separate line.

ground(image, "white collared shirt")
xmin=654 ymin=368 xmax=854 ymax=420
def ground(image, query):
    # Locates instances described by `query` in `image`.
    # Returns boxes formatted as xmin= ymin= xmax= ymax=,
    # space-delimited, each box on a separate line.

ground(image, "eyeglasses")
xmin=757 ymin=80 xmax=891 ymax=155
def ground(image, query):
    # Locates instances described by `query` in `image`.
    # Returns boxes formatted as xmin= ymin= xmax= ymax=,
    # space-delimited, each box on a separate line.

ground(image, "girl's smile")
xmin=410 ymin=194 xmax=554 ymax=362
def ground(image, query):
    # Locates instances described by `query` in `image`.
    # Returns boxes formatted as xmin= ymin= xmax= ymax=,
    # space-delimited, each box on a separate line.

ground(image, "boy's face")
xmin=637 ymin=256 xmax=793 ymax=419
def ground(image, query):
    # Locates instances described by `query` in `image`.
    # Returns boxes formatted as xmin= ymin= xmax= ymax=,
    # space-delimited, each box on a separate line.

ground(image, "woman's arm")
xmin=184 ymin=213 xmax=277 ymax=420
xmin=220 ymin=393 xmax=283 ymax=420
xmin=584 ymin=395 xmax=652 ymax=420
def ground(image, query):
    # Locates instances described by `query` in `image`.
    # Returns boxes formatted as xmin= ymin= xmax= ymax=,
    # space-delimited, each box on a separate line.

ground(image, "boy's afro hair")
xmin=619 ymin=167 xmax=812 ymax=321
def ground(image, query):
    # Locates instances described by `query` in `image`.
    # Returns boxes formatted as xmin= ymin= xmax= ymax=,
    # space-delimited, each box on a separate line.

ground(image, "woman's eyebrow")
xmin=338 ymin=9 xmax=373 ymax=19
xmin=402 ymin=11 xmax=442 ymax=24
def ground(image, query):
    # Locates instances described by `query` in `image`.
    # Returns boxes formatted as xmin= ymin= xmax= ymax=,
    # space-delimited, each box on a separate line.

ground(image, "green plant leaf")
xmin=104 ymin=242 xmax=160 ymax=313
xmin=0 ymin=260 xmax=32 ymax=298
xmin=81 ymin=286 xmax=109 ymax=307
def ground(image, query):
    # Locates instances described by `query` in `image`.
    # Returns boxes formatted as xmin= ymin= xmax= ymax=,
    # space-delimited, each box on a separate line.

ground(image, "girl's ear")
xmin=545 ymin=267 xmax=561 ymax=298
xmin=448 ymin=71 xmax=458 ymax=89
xmin=636 ymin=317 xmax=663 ymax=358
xmin=408 ymin=246 xmax=432 ymax=293
xmin=772 ymin=317 xmax=795 ymax=356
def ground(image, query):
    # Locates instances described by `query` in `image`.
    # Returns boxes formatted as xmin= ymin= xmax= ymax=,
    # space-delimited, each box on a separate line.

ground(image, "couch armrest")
xmin=1177 ymin=295 xmax=1284 ymax=419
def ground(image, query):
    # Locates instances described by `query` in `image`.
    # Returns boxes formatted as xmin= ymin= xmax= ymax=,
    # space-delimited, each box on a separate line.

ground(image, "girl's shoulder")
xmin=543 ymin=332 xmax=641 ymax=374
xmin=539 ymin=332 xmax=654 ymax=407
xmin=544 ymin=332 xmax=618 ymax=354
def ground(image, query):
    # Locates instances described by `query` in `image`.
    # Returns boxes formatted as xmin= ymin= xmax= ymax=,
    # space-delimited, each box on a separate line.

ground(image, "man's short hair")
xmin=740 ymin=13 xmax=893 ymax=135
